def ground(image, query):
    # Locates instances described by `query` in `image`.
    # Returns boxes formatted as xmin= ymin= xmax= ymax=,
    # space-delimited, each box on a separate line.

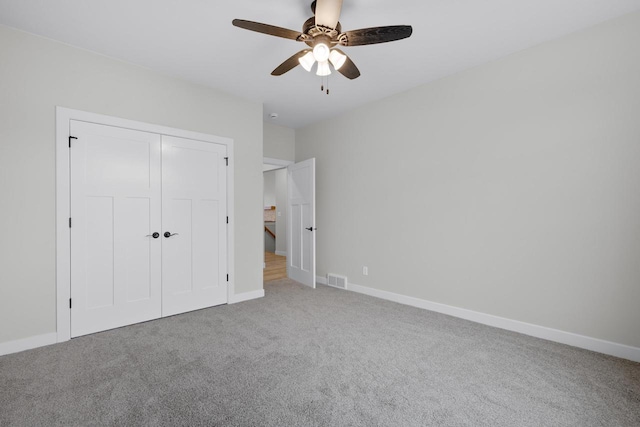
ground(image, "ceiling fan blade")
xmin=271 ymin=50 xmax=310 ymax=76
xmin=339 ymin=25 xmax=413 ymax=46
xmin=232 ymin=19 xmax=303 ymax=41
xmin=334 ymin=49 xmax=360 ymax=80
xmin=314 ymin=0 xmax=343 ymax=29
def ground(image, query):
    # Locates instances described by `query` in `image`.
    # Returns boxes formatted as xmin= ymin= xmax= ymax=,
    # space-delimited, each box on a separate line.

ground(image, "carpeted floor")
xmin=1 ymin=279 xmax=639 ymax=426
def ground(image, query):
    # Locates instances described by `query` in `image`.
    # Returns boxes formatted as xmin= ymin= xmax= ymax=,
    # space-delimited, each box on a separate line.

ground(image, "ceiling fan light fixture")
xmin=316 ymin=61 xmax=331 ymax=76
xmin=312 ymin=42 xmax=331 ymax=63
xmin=329 ymin=49 xmax=346 ymax=70
xmin=233 ymin=1 xmax=413 ymax=83
xmin=299 ymin=51 xmax=315 ymax=72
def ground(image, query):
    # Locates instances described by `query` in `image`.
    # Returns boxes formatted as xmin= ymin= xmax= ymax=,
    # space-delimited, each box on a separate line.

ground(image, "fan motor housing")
xmin=303 ymin=17 xmax=341 ymax=47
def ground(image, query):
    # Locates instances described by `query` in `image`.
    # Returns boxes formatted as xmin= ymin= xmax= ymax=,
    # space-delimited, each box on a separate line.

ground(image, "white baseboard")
xmin=275 ymin=250 xmax=287 ymax=257
xmin=0 ymin=332 xmax=58 ymax=357
xmin=229 ymin=289 xmax=265 ymax=304
xmin=316 ymin=276 xmax=640 ymax=363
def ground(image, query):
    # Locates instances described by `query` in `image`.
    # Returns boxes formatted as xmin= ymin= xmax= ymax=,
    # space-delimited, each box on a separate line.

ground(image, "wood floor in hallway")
xmin=264 ymin=251 xmax=286 ymax=282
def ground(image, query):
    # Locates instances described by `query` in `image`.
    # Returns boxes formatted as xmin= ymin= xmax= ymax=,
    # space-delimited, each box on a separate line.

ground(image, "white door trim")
xmin=56 ymin=107 xmax=234 ymax=343
xmin=263 ymin=157 xmax=294 ymax=168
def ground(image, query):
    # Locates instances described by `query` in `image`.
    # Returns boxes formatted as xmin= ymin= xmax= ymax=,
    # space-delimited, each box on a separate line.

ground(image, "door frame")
xmin=263 ymin=157 xmax=294 ymax=170
xmin=55 ymin=107 xmax=234 ymax=343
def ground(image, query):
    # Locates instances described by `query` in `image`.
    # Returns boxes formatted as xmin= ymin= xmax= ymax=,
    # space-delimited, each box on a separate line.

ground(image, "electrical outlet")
xmin=362 ymin=266 xmax=368 ymax=276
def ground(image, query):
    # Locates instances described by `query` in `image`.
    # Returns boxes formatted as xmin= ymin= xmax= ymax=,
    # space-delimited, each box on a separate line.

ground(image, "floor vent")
xmin=327 ymin=274 xmax=348 ymax=290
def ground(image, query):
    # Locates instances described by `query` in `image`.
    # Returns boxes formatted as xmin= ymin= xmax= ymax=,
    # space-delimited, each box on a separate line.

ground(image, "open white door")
xmin=287 ymin=158 xmax=316 ymax=288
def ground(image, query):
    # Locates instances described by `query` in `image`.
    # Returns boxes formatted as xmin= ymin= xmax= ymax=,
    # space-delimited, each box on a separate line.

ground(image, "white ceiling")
xmin=1 ymin=0 xmax=639 ymax=128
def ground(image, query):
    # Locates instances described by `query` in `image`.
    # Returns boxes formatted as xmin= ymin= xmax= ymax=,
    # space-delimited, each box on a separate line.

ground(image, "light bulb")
xmin=298 ymin=51 xmax=315 ymax=72
xmin=316 ymin=61 xmax=331 ymax=76
xmin=312 ymin=43 xmax=330 ymax=63
xmin=329 ymin=50 xmax=347 ymax=70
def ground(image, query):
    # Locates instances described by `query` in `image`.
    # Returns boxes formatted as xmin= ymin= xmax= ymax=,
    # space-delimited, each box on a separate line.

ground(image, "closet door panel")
xmin=161 ymin=135 xmax=228 ymax=316
xmin=70 ymin=120 xmax=162 ymax=337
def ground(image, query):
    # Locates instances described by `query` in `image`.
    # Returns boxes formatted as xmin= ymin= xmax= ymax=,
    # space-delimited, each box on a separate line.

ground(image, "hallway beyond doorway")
xmin=264 ymin=252 xmax=286 ymax=282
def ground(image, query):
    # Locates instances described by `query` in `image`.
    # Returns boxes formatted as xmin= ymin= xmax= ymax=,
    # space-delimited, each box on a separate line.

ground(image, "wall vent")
xmin=327 ymin=273 xmax=348 ymax=290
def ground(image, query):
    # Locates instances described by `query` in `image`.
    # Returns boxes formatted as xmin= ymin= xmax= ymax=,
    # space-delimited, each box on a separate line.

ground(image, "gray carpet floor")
xmin=1 ymin=279 xmax=639 ymax=426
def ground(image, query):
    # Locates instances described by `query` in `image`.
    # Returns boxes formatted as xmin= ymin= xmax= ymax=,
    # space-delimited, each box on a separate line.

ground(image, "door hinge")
xmin=69 ymin=298 xmax=72 ymax=309
xmin=226 ymin=216 xmax=229 ymax=224
xmin=69 ymin=218 xmax=72 ymax=228
xmin=226 ymin=274 xmax=229 ymax=282
xmin=69 ymin=136 xmax=77 ymax=147
xmin=224 ymin=157 xmax=229 ymax=166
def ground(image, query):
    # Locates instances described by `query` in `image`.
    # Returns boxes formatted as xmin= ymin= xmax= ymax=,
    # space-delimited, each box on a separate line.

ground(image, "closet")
xmin=69 ymin=120 xmax=228 ymax=337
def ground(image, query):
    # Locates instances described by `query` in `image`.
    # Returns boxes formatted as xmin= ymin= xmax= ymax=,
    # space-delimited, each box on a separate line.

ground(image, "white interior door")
xmin=161 ymin=135 xmax=228 ymax=316
xmin=287 ymin=158 xmax=316 ymax=287
xmin=70 ymin=121 xmax=162 ymax=337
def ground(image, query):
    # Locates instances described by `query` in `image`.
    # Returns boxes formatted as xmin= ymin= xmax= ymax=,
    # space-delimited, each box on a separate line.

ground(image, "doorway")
xmin=263 ymin=158 xmax=292 ymax=282
xmin=262 ymin=157 xmax=316 ymax=288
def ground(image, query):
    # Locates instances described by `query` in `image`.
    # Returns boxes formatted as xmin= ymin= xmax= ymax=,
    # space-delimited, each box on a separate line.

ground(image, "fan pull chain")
xmin=320 ymin=76 xmax=330 ymax=95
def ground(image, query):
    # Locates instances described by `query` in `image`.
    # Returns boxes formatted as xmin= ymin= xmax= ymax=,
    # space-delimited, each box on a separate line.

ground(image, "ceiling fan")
xmin=232 ymin=0 xmax=412 ymax=81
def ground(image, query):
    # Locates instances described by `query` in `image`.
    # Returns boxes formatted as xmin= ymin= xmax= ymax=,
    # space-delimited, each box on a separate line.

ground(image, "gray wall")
xmin=263 ymin=169 xmax=288 ymax=256
xmin=263 ymin=170 xmax=276 ymax=254
xmin=0 ymin=25 xmax=264 ymax=344
xmin=296 ymin=12 xmax=640 ymax=348
xmin=264 ymin=122 xmax=295 ymax=162
xmin=263 ymin=171 xmax=276 ymax=207
xmin=263 ymin=121 xmax=294 ymax=256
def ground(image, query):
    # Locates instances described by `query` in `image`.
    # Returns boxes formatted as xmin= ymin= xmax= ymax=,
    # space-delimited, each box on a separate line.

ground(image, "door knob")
xmin=164 ymin=232 xmax=179 ymax=238
xmin=146 ymin=232 xmax=160 ymax=239
xmin=305 ymin=227 xmax=316 ymax=231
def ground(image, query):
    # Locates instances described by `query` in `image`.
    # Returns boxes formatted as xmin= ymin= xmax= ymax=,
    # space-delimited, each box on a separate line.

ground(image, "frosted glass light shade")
xmin=329 ymin=50 xmax=347 ymax=70
xmin=313 ymin=43 xmax=330 ymax=62
xmin=299 ymin=51 xmax=315 ymax=72
xmin=316 ymin=61 xmax=331 ymax=76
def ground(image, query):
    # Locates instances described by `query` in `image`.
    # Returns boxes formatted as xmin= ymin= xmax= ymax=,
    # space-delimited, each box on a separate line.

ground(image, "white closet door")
xmin=70 ymin=121 xmax=162 ymax=337
xmin=161 ymin=135 xmax=228 ymax=316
